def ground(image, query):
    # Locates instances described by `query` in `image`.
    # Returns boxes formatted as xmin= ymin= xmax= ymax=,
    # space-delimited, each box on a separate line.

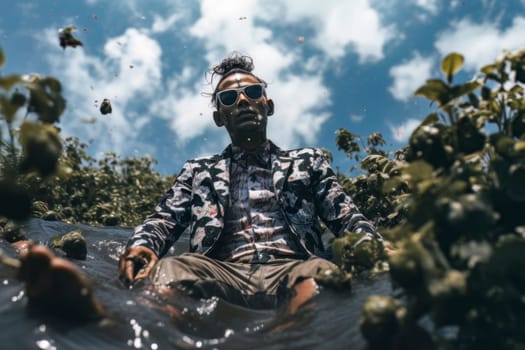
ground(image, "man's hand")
xmin=381 ymin=240 xmax=396 ymax=257
xmin=118 ymin=246 xmax=158 ymax=287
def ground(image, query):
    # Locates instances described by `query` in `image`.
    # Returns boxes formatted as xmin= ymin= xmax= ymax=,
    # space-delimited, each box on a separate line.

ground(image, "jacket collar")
xmin=208 ymin=140 xmax=294 ymax=206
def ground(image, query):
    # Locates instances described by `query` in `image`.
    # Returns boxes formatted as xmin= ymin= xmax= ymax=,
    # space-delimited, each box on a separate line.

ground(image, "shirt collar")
xmin=231 ymin=140 xmax=271 ymax=168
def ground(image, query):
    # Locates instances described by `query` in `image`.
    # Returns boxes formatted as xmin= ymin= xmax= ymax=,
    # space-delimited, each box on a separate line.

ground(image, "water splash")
xmin=11 ymin=289 xmax=24 ymax=303
xmin=196 ymin=296 xmax=219 ymax=316
xmin=35 ymin=339 xmax=56 ymax=350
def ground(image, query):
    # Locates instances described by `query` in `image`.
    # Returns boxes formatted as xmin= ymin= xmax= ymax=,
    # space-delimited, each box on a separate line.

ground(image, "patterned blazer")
xmin=127 ymin=140 xmax=378 ymax=258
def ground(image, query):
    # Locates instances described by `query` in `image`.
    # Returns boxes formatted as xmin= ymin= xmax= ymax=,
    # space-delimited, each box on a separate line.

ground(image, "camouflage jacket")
xmin=127 ymin=140 xmax=378 ymax=258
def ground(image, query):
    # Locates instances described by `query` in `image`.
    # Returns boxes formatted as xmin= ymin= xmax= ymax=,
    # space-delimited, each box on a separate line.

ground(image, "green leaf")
xmin=0 ymin=180 xmax=32 ymax=221
xmin=25 ymin=77 xmax=66 ymax=123
xmin=480 ymin=63 xmax=497 ymax=75
xmin=361 ymin=154 xmax=388 ymax=171
xmin=0 ymin=95 xmax=18 ymax=123
xmin=449 ymin=81 xmax=482 ymax=100
xmin=420 ymin=113 xmax=439 ymax=127
xmin=441 ymin=53 xmax=464 ymax=83
xmin=514 ymin=141 xmax=525 ymax=153
xmin=507 ymin=165 xmax=525 ymax=202
xmin=19 ymin=121 xmax=62 ymax=176
xmin=415 ymin=79 xmax=450 ymax=105
xmin=0 ymin=74 xmax=21 ymax=91
xmin=402 ymin=160 xmax=434 ymax=184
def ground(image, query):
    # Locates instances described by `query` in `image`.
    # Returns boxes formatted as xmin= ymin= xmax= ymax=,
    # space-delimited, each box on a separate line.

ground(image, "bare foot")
xmin=267 ymin=278 xmax=319 ymax=333
xmin=287 ymin=277 xmax=319 ymax=314
xmin=11 ymin=240 xmax=32 ymax=255
xmin=17 ymin=244 xmax=106 ymax=323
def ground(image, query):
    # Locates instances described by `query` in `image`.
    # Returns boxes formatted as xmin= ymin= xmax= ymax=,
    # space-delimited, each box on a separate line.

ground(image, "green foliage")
xmin=332 ymin=231 xmax=385 ymax=273
xmin=441 ymin=52 xmax=465 ymax=83
xmin=0 ymin=47 xmax=173 ymax=231
xmin=359 ymin=295 xmax=409 ymax=348
xmin=51 ymin=229 xmax=87 ymax=260
xmin=25 ymin=136 xmax=175 ymax=227
xmin=352 ymin=49 xmax=525 ymax=349
xmin=335 ymin=129 xmax=408 ymax=230
xmin=0 ymin=48 xmax=66 ymax=222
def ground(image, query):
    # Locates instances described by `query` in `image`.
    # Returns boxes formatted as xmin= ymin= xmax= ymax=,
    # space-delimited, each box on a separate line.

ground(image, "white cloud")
xmin=161 ymin=0 xmax=329 ymax=149
xmin=261 ymin=0 xmax=396 ymax=62
xmin=150 ymin=81 xmax=212 ymax=145
xmin=449 ymin=0 xmax=461 ymax=10
xmin=266 ymin=75 xmax=331 ymax=146
xmin=389 ymin=118 xmax=421 ymax=143
xmin=42 ymin=27 xmax=163 ymax=158
xmin=435 ymin=16 xmax=525 ymax=72
xmin=414 ymin=0 xmax=440 ymax=15
xmin=39 ymin=0 xmax=397 ymax=166
xmin=389 ymin=52 xmax=434 ymax=101
xmin=150 ymin=13 xmax=182 ymax=33
xmin=163 ymin=0 xmax=395 ymax=150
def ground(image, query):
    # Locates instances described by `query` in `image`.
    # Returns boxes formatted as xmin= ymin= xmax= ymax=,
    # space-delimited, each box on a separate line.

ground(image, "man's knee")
xmin=149 ymin=253 xmax=215 ymax=286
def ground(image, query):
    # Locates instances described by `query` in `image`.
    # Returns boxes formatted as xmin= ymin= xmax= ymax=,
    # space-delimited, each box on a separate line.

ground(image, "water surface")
xmin=0 ymin=219 xmax=392 ymax=350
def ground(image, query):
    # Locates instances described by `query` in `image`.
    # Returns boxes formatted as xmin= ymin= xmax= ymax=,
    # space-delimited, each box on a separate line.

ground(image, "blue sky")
xmin=1 ymin=0 xmax=524 ymax=175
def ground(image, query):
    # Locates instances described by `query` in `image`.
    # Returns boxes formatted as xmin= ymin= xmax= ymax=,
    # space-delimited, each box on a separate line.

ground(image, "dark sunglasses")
xmin=215 ymin=83 xmax=265 ymax=107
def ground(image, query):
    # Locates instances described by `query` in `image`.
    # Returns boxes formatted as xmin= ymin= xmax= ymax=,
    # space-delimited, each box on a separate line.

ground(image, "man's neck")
xmin=232 ymin=135 xmax=267 ymax=151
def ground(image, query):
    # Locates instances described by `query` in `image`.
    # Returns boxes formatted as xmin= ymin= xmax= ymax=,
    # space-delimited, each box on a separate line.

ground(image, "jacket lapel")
xmin=209 ymin=148 xmax=231 ymax=210
xmin=271 ymin=143 xmax=293 ymax=199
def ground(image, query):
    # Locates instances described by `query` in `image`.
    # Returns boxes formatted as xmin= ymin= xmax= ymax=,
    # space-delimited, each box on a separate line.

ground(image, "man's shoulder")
xmin=186 ymin=153 xmax=222 ymax=165
xmin=191 ymin=153 xmax=222 ymax=162
xmin=281 ymin=146 xmax=325 ymax=159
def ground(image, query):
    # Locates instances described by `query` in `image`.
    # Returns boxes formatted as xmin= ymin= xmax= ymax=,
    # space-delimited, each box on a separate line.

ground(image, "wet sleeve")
xmin=126 ymin=161 xmax=193 ymax=257
xmin=311 ymin=149 xmax=382 ymax=242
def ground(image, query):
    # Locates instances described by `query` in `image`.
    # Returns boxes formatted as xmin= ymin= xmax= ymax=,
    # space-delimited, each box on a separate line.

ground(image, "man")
xmin=117 ymin=53 xmax=382 ymax=312
xmin=16 ymin=53 xmax=382 ymax=321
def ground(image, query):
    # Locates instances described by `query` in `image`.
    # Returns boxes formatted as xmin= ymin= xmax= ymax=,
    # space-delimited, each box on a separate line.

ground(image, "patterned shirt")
xmin=210 ymin=141 xmax=307 ymax=262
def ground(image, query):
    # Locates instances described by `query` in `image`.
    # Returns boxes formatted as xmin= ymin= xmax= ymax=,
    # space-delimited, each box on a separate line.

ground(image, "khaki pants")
xmin=149 ymin=253 xmax=336 ymax=309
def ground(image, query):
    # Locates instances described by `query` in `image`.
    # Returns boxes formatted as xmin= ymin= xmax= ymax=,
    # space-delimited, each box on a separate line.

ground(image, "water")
xmin=0 ymin=219 xmax=392 ymax=350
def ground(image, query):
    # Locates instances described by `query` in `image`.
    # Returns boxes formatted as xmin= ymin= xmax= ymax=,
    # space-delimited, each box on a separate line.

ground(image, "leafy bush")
xmin=335 ymin=129 xmax=409 ymax=230
xmin=0 ymin=48 xmax=65 ymax=222
xmin=357 ymin=50 xmax=525 ymax=349
xmin=0 ymin=47 xmax=174 ymax=230
xmin=26 ymin=136 xmax=175 ymax=227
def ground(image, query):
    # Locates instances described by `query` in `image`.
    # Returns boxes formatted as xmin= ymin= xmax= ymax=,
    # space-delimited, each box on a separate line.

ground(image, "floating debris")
xmin=129 ymin=65 xmax=134 ymax=69
xmin=99 ymin=98 xmax=112 ymax=115
xmin=0 ymin=181 xmax=32 ymax=221
xmin=59 ymin=26 xmax=83 ymax=49
xmin=51 ymin=229 xmax=87 ymax=260
xmin=296 ymin=36 xmax=305 ymax=44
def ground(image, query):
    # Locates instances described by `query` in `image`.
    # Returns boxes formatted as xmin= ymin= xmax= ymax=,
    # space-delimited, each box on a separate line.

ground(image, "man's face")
xmin=214 ymin=73 xmax=273 ymax=149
